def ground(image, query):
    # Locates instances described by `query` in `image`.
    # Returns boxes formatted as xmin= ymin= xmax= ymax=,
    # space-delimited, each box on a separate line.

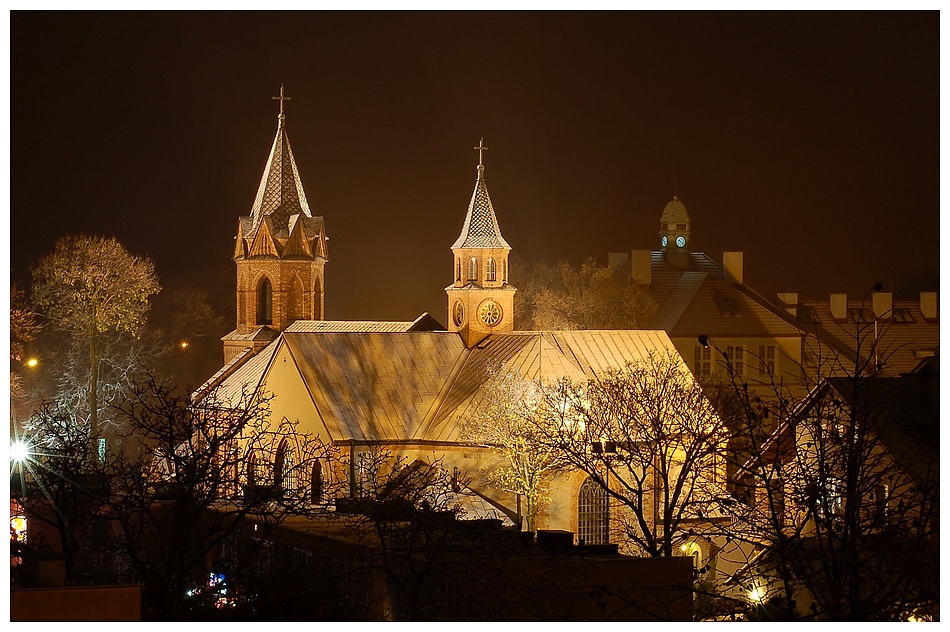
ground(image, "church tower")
xmin=446 ymin=139 xmax=516 ymax=348
xmin=223 ymin=86 xmax=329 ymax=363
xmin=658 ymin=195 xmax=691 ymax=269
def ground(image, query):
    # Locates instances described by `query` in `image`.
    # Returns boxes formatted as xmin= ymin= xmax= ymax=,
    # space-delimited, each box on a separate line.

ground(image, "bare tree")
xmin=102 ymin=375 xmax=334 ymax=620
xmin=31 ymin=234 xmax=161 ymax=440
xmin=534 ymin=351 xmax=727 ymax=557
xmin=705 ymin=321 xmax=940 ymax=620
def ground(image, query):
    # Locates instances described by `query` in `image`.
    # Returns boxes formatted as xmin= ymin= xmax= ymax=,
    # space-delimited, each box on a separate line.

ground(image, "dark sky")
xmin=10 ymin=11 xmax=940 ymax=327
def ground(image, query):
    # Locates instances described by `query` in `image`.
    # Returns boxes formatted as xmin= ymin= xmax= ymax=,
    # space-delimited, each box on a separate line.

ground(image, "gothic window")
xmin=503 ymin=259 xmax=507 ymax=283
xmin=578 ymin=477 xmax=609 ymax=545
xmin=467 ymin=257 xmax=478 ymax=282
xmin=456 ymin=258 xmax=461 ymax=282
xmin=247 ymin=452 xmax=258 ymax=487
xmin=257 ymin=277 xmax=274 ymax=325
xmin=311 ymin=460 xmax=323 ymax=504
xmin=486 ymin=258 xmax=497 ymax=282
xmin=275 ymin=439 xmax=296 ymax=492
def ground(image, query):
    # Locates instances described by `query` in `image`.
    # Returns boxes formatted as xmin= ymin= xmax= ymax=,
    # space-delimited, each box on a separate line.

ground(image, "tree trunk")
xmin=89 ymin=323 xmax=99 ymax=452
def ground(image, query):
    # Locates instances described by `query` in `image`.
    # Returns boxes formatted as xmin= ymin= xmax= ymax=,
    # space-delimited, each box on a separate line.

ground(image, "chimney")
xmin=872 ymin=292 xmax=893 ymax=320
xmin=631 ymin=250 xmax=652 ymax=286
xmin=920 ymin=292 xmax=938 ymax=320
xmin=723 ymin=252 xmax=744 ymax=285
xmin=776 ymin=292 xmax=798 ymax=317
xmin=830 ymin=293 xmax=848 ymax=321
xmin=608 ymin=251 xmax=628 ymax=272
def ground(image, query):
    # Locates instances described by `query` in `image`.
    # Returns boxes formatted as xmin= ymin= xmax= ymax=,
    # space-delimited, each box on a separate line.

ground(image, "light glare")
xmin=11 ymin=439 xmax=31 ymax=463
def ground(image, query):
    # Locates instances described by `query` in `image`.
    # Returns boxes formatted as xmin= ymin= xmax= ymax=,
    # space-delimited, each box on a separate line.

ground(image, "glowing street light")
xmin=11 ymin=439 xmax=31 ymax=464
xmin=25 ymin=357 xmax=38 ymax=368
xmin=180 ymin=341 xmax=189 ymax=349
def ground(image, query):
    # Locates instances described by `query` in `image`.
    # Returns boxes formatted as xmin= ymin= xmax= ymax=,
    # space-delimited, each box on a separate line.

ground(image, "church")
xmin=199 ymin=89 xmax=717 ymax=549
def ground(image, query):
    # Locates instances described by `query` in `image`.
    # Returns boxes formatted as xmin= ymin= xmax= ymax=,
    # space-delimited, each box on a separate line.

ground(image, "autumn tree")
xmin=458 ymin=365 xmax=565 ymax=531
xmin=514 ymin=256 xmax=656 ymax=330
xmin=31 ymin=234 xmax=161 ymax=442
xmin=10 ymin=284 xmax=41 ymax=405
xmin=533 ymin=351 xmax=727 ymax=557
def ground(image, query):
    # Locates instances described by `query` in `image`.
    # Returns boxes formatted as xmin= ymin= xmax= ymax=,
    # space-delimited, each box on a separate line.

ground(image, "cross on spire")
xmin=474 ymin=137 xmax=488 ymax=167
xmin=273 ymin=84 xmax=291 ymax=120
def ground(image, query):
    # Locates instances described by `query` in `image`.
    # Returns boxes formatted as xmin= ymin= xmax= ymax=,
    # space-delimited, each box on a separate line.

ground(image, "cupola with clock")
xmin=446 ymin=138 xmax=516 ymax=348
xmin=659 ymin=195 xmax=692 ymax=269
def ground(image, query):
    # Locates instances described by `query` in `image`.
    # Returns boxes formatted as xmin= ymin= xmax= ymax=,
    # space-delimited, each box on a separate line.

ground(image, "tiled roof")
xmin=796 ymin=297 xmax=939 ymax=376
xmin=249 ymin=118 xmax=312 ymax=230
xmin=451 ymin=165 xmax=511 ymax=250
xmin=285 ymin=320 xmax=418 ymax=333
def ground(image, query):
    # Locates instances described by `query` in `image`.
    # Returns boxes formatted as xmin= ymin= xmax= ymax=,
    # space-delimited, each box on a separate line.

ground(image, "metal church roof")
xmin=212 ymin=328 xmax=685 ymax=445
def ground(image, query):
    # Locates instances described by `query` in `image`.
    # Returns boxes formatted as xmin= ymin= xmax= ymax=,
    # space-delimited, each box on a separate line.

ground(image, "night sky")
xmin=10 ymin=11 xmax=940 ymax=328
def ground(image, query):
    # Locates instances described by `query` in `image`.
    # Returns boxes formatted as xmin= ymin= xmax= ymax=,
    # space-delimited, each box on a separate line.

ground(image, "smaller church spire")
xmin=451 ymin=137 xmax=510 ymax=250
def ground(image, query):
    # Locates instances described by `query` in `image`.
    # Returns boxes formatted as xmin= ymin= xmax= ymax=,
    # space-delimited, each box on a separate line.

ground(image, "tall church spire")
xmin=248 ymin=85 xmax=313 ymax=230
xmin=225 ymin=87 xmax=328 ymax=363
xmin=447 ymin=138 xmax=516 ymax=347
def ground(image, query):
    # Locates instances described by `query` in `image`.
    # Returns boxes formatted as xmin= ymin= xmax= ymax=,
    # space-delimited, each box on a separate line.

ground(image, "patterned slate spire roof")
xmin=249 ymin=85 xmax=312 ymax=230
xmin=451 ymin=138 xmax=511 ymax=250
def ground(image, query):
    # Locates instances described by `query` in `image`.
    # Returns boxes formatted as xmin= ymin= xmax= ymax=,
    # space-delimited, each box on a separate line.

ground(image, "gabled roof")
xmin=650 ymin=267 xmax=803 ymax=339
xmin=206 ymin=327 xmax=685 ymax=446
xmin=754 ymin=362 xmax=939 ymax=489
xmin=451 ymin=162 xmax=511 ymax=250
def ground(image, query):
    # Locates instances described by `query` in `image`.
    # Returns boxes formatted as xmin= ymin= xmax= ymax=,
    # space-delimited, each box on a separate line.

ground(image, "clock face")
xmin=676 ymin=236 xmax=686 ymax=248
xmin=479 ymin=300 xmax=502 ymax=327
xmin=453 ymin=301 xmax=464 ymax=327
xmin=661 ymin=235 xmax=668 ymax=248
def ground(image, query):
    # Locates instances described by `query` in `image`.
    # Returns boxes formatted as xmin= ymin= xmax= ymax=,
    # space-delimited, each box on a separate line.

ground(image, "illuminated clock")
xmin=676 ymin=236 xmax=686 ymax=248
xmin=453 ymin=301 xmax=464 ymax=327
xmin=661 ymin=235 xmax=668 ymax=248
xmin=479 ymin=300 xmax=502 ymax=327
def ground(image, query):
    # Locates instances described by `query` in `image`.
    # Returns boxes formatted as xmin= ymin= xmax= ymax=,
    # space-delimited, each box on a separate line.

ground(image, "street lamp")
xmin=11 ymin=438 xmax=31 ymax=464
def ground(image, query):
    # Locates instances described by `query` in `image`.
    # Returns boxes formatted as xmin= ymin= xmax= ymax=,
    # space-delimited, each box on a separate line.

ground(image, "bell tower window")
xmin=486 ymin=258 xmax=497 ymax=282
xmin=467 ymin=257 xmax=478 ymax=281
xmin=257 ymin=277 xmax=274 ymax=325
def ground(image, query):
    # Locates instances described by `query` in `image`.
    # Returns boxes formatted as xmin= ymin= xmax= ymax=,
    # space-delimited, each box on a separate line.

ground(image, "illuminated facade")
xmin=222 ymin=86 xmax=329 ymax=364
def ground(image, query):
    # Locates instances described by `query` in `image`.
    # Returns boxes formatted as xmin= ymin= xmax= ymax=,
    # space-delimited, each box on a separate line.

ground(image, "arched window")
xmin=314 ymin=278 xmax=324 ymax=320
xmin=311 ymin=460 xmax=323 ymax=503
xmin=456 ymin=258 xmax=461 ymax=282
xmin=486 ymin=258 xmax=497 ymax=282
xmin=274 ymin=440 xmax=296 ymax=492
xmin=257 ymin=277 xmax=273 ymax=325
xmin=247 ymin=452 xmax=258 ymax=487
xmin=467 ymin=257 xmax=478 ymax=281
xmin=578 ymin=477 xmax=609 ymax=545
